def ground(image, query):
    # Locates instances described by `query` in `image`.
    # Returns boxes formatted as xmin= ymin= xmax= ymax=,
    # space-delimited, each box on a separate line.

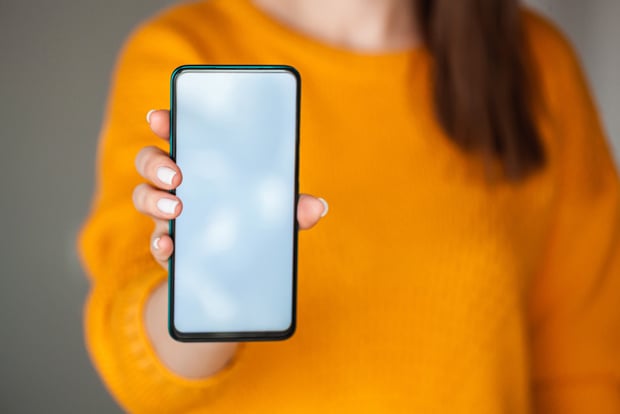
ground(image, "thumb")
xmin=297 ymin=194 xmax=328 ymax=230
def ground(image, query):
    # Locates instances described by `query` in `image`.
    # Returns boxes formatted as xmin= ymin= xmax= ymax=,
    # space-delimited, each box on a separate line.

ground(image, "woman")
xmin=79 ymin=0 xmax=620 ymax=412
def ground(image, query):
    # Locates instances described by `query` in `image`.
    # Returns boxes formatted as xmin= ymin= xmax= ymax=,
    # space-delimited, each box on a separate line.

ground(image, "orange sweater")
xmin=78 ymin=0 xmax=620 ymax=412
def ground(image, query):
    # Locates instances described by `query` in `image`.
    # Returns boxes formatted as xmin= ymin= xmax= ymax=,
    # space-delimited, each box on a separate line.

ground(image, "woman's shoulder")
xmin=521 ymin=9 xmax=596 ymax=125
xmin=521 ymin=9 xmax=616 ymax=192
xmin=522 ymin=9 xmax=574 ymax=56
xmin=120 ymin=0 xmax=242 ymax=60
xmin=139 ymin=0 xmax=233 ymax=31
xmin=521 ymin=9 xmax=584 ymax=87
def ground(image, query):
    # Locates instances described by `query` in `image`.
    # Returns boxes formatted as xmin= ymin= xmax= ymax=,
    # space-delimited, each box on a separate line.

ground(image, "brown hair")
xmin=416 ymin=0 xmax=545 ymax=179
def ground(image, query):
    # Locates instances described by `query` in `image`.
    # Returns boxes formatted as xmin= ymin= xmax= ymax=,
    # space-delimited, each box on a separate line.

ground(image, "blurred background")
xmin=0 ymin=0 xmax=618 ymax=412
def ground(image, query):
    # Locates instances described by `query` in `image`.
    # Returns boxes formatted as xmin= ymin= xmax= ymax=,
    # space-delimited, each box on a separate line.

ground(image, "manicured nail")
xmin=318 ymin=197 xmax=329 ymax=217
xmin=152 ymin=237 xmax=160 ymax=250
xmin=157 ymin=166 xmax=176 ymax=185
xmin=157 ymin=198 xmax=179 ymax=214
xmin=146 ymin=109 xmax=156 ymax=124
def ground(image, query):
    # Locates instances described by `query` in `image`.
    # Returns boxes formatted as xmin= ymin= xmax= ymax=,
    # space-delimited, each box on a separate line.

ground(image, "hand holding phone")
xmin=131 ymin=76 xmax=327 ymax=375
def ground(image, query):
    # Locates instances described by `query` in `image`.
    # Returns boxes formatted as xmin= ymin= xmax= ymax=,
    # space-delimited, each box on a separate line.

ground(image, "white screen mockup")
xmin=172 ymin=68 xmax=298 ymax=335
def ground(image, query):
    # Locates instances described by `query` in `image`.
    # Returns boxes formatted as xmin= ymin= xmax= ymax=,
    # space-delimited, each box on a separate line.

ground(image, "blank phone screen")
xmin=171 ymin=67 xmax=299 ymax=339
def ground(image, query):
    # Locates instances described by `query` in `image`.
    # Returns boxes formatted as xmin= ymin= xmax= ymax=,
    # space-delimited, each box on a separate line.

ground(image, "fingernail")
xmin=157 ymin=166 xmax=176 ymax=185
xmin=152 ymin=237 xmax=160 ymax=250
xmin=157 ymin=198 xmax=179 ymax=214
xmin=146 ymin=109 xmax=156 ymax=124
xmin=318 ymin=197 xmax=329 ymax=217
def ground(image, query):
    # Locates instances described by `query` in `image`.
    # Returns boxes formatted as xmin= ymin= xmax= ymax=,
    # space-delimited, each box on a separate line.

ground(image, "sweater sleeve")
xmin=78 ymin=9 xmax=243 ymax=413
xmin=526 ymin=13 xmax=620 ymax=413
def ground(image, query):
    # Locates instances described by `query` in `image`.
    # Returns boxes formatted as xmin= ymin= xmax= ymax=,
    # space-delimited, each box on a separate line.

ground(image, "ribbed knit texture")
xmin=78 ymin=0 xmax=620 ymax=412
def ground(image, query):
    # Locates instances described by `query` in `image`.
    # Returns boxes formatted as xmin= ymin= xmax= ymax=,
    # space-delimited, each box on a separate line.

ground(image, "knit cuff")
xmin=85 ymin=268 xmax=246 ymax=413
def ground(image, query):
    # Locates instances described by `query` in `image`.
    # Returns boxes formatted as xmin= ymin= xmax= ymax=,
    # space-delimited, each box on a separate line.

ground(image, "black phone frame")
xmin=168 ymin=65 xmax=301 ymax=342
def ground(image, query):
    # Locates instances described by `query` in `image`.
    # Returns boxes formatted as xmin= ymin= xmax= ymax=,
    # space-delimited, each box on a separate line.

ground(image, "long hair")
xmin=416 ymin=0 xmax=545 ymax=180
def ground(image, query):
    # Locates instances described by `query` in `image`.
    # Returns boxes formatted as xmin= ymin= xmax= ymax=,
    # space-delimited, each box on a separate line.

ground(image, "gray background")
xmin=0 ymin=0 xmax=618 ymax=413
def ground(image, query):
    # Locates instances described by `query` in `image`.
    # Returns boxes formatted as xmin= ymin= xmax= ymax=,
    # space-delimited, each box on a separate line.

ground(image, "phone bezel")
xmin=168 ymin=65 xmax=301 ymax=342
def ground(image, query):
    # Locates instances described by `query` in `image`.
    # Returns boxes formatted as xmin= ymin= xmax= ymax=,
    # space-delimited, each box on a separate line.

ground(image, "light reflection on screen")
xmin=173 ymin=69 xmax=297 ymax=334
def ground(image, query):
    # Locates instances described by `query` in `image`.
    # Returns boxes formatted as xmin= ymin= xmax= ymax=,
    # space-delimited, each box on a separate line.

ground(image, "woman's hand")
xmin=134 ymin=109 xmax=328 ymax=379
xmin=133 ymin=109 xmax=328 ymax=269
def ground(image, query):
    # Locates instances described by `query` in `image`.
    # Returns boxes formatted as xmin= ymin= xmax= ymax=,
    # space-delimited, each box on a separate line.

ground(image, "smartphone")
xmin=169 ymin=65 xmax=300 ymax=342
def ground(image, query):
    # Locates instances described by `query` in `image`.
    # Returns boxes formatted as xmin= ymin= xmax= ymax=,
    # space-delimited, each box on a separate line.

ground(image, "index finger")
xmin=146 ymin=109 xmax=170 ymax=140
